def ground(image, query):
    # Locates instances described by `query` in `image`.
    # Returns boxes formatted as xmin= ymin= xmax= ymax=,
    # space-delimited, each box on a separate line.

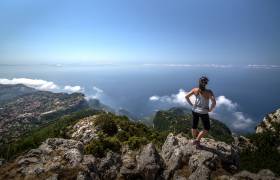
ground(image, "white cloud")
xmin=216 ymin=96 xmax=238 ymax=111
xmin=143 ymin=63 xmax=280 ymax=70
xmin=0 ymin=78 xmax=59 ymax=91
xmin=232 ymin=112 xmax=254 ymax=130
xmin=149 ymin=89 xmax=255 ymax=132
xmin=93 ymin=86 xmax=104 ymax=93
xmin=63 ymin=85 xmax=84 ymax=93
xmin=247 ymin=64 xmax=280 ymax=69
xmin=143 ymin=64 xmax=233 ymax=68
xmin=149 ymin=89 xmax=194 ymax=107
xmin=86 ymin=86 xmax=105 ymax=100
xmin=0 ymin=78 xmax=87 ymax=94
xmin=149 ymin=96 xmax=160 ymax=101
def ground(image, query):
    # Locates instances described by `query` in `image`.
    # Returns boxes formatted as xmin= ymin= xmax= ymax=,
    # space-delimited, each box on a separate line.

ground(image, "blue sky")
xmin=0 ymin=0 xmax=279 ymax=65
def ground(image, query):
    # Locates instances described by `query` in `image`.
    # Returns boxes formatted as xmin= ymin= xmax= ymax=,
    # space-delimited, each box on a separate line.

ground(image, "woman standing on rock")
xmin=185 ymin=76 xmax=216 ymax=148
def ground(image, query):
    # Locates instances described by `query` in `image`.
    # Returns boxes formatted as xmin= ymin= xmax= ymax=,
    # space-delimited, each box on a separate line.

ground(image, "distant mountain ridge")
xmin=0 ymin=84 xmax=37 ymax=105
xmin=0 ymin=84 xmax=88 ymax=144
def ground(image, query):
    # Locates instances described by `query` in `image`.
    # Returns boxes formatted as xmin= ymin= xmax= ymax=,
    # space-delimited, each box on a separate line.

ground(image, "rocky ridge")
xmin=0 ymin=114 xmax=246 ymax=180
xmin=256 ymin=108 xmax=280 ymax=133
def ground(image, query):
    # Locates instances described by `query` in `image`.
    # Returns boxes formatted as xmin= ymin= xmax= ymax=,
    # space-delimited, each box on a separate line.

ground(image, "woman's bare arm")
xmin=185 ymin=89 xmax=195 ymax=106
xmin=208 ymin=90 xmax=216 ymax=112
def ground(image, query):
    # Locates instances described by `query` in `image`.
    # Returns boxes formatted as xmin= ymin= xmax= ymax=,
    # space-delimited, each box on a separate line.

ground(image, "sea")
xmin=0 ymin=64 xmax=279 ymax=133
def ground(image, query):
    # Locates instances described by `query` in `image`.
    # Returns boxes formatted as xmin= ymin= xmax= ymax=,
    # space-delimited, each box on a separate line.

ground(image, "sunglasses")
xmin=201 ymin=81 xmax=208 ymax=84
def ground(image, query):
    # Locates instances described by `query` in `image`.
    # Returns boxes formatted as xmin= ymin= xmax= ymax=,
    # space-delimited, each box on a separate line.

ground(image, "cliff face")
xmin=256 ymin=108 xmax=280 ymax=133
xmin=0 ymin=84 xmax=88 ymax=144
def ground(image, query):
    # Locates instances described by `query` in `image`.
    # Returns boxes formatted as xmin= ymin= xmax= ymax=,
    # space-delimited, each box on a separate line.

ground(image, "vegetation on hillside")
xmin=84 ymin=113 xmax=169 ymax=157
xmin=0 ymin=109 xmax=102 ymax=160
xmin=240 ymin=122 xmax=280 ymax=176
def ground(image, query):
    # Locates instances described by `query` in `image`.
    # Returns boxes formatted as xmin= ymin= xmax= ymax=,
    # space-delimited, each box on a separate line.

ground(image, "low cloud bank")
xmin=0 ymin=78 xmax=59 ymax=91
xmin=149 ymin=89 xmax=255 ymax=132
xmin=143 ymin=64 xmax=233 ymax=68
xmin=0 ymin=78 xmax=105 ymax=99
xmin=63 ymin=85 xmax=84 ymax=93
xmin=247 ymin=64 xmax=280 ymax=69
xmin=143 ymin=63 xmax=280 ymax=70
xmin=85 ymin=86 xmax=105 ymax=100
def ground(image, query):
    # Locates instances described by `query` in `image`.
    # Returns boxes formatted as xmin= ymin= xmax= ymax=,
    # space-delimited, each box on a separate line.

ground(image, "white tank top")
xmin=192 ymin=92 xmax=209 ymax=114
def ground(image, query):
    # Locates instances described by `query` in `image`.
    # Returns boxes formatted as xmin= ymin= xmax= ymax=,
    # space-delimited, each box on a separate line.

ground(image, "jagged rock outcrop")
xmin=0 ymin=138 xmax=85 ymax=179
xmin=119 ymin=143 xmax=164 ymax=180
xmin=69 ymin=115 xmax=99 ymax=144
xmin=232 ymin=135 xmax=257 ymax=152
xmin=0 ymin=133 xmax=241 ymax=180
xmin=1 ymin=112 xmax=279 ymax=179
xmin=256 ymin=108 xmax=280 ymax=133
xmin=161 ymin=134 xmax=239 ymax=180
xmin=216 ymin=169 xmax=280 ymax=180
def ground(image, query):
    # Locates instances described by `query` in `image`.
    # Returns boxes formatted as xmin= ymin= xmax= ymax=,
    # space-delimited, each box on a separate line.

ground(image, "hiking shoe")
xmin=192 ymin=139 xmax=199 ymax=145
xmin=192 ymin=140 xmax=202 ymax=149
xmin=195 ymin=141 xmax=202 ymax=149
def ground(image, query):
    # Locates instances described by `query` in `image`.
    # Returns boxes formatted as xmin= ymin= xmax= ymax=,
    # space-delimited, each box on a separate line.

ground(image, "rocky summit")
xmin=0 ymin=111 xmax=250 ymax=180
xmin=256 ymin=108 xmax=280 ymax=133
xmin=0 ymin=110 xmax=279 ymax=179
xmin=0 ymin=133 xmax=240 ymax=180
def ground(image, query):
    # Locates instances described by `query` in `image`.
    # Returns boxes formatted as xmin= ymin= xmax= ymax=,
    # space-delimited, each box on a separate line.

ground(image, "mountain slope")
xmin=0 ymin=108 xmax=279 ymax=179
xmin=256 ymin=108 xmax=280 ymax=133
xmin=0 ymin=84 xmax=88 ymax=144
xmin=0 ymin=84 xmax=37 ymax=105
xmin=0 ymin=112 xmax=240 ymax=180
xmin=239 ymin=108 xmax=280 ymax=176
xmin=153 ymin=107 xmax=233 ymax=143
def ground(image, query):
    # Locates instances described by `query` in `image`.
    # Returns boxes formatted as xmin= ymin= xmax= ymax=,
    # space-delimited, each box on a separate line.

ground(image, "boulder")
xmin=70 ymin=116 xmax=99 ymax=144
xmin=216 ymin=169 xmax=280 ymax=180
xmin=161 ymin=133 xmax=239 ymax=180
xmin=0 ymin=138 xmax=85 ymax=179
xmin=137 ymin=143 xmax=163 ymax=180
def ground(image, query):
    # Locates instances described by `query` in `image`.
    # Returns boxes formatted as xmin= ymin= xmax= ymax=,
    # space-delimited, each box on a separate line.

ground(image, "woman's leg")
xmin=191 ymin=111 xmax=199 ymax=139
xmin=196 ymin=113 xmax=210 ymax=141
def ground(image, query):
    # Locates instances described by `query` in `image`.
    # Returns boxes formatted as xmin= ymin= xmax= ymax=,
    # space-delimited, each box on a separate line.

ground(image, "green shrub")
xmin=94 ymin=114 xmax=118 ymax=136
xmin=125 ymin=136 xmax=148 ymax=150
xmin=84 ymin=136 xmax=121 ymax=157
xmin=0 ymin=108 xmax=100 ymax=160
xmin=84 ymin=139 xmax=105 ymax=157
xmin=240 ymin=126 xmax=280 ymax=176
xmin=116 ymin=130 xmax=129 ymax=142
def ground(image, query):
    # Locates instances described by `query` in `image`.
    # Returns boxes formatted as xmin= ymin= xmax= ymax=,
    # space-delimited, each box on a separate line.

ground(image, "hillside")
xmin=0 ymin=110 xmax=278 ymax=179
xmin=153 ymin=107 xmax=233 ymax=143
xmin=0 ymin=107 xmax=279 ymax=179
xmin=0 ymin=84 xmax=279 ymax=179
xmin=238 ymin=108 xmax=280 ymax=176
xmin=0 ymin=111 xmax=237 ymax=180
xmin=0 ymin=84 xmax=37 ymax=105
xmin=0 ymin=84 xmax=88 ymax=144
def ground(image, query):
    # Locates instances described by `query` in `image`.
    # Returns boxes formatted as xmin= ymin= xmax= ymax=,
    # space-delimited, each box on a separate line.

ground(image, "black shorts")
xmin=192 ymin=111 xmax=210 ymax=131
